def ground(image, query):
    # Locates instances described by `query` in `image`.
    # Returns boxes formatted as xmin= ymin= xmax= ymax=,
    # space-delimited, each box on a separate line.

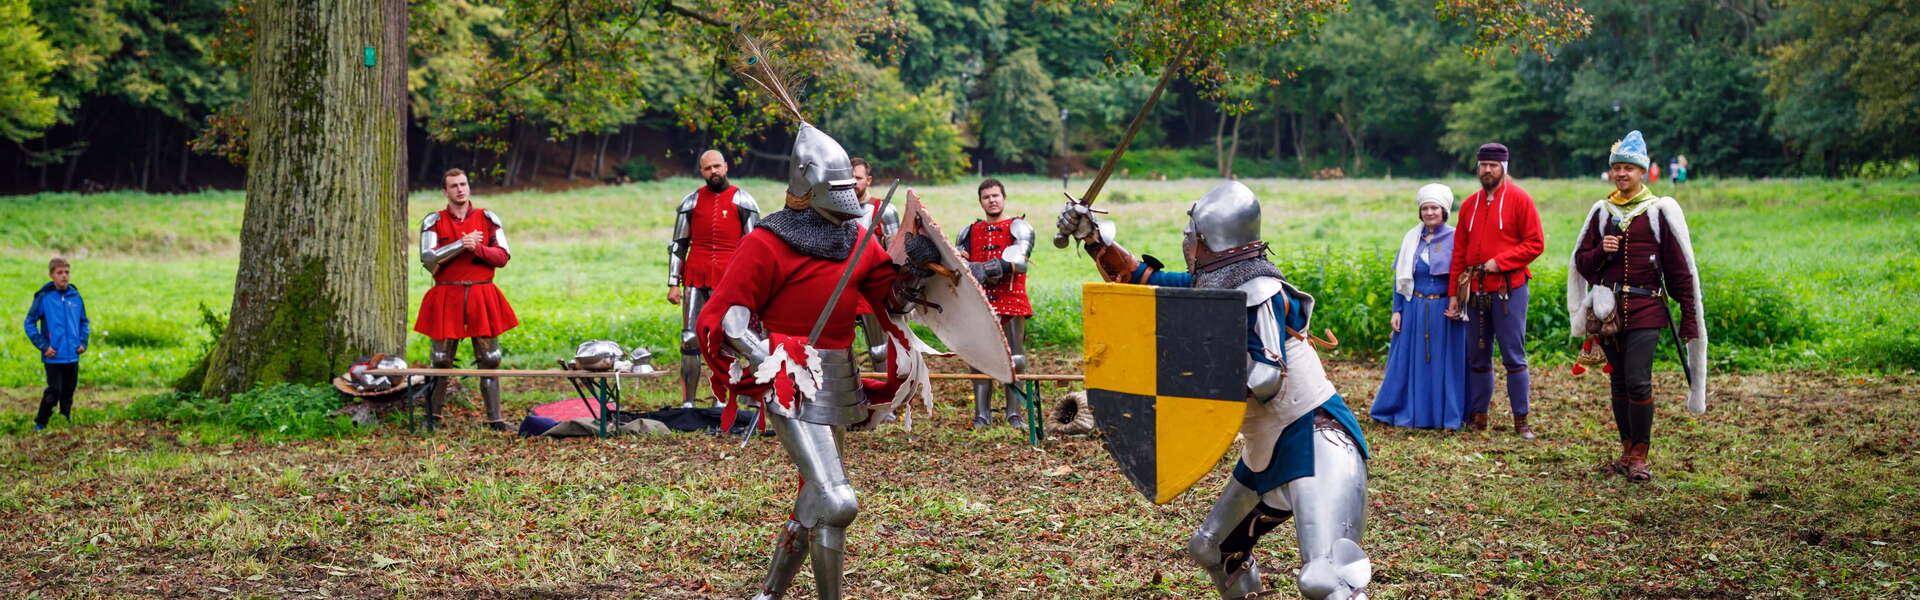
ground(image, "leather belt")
xmin=1412 ymin=292 xmax=1446 ymax=300
xmin=437 ymin=280 xmax=493 ymax=286
xmin=1621 ymin=285 xmax=1663 ymax=298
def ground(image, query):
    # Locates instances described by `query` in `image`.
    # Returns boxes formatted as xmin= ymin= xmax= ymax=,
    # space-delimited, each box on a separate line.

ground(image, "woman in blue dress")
xmin=1371 ymin=183 xmax=1468 ymax=430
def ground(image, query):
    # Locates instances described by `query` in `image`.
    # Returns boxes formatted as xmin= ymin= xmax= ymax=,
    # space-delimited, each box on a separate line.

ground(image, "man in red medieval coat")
xmin=955 ymin=178 xmax=1035 ymax=428
xmin=415 ymin=168 xmax=518 ymax=430
xmin=667 ymin=150 xmax=761 ymax=407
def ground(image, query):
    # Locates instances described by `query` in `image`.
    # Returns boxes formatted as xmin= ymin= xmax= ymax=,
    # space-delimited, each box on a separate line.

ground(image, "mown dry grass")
xmin=2 ymin=359 xmax=1914 ymax=599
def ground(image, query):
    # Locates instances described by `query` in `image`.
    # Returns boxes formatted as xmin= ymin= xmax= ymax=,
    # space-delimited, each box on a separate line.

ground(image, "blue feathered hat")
xmin=1610 ymin=130 xmax=1650 ymax=169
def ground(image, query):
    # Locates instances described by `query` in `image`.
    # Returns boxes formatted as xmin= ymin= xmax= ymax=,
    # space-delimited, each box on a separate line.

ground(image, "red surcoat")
xmin=963 ymin=219 xmax=1033 ymax=317
xmin=413 ymin=207 xmax=518 ymax=340
xmin=683 ymin=186 xmax=749 ymax=289
xmin=1449 ymin=180 xmax=1545 ymax=295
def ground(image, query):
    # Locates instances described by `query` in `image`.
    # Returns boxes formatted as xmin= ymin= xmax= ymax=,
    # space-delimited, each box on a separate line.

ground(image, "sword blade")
xmin=1054 ymin=42 xmax=1191 ymax=247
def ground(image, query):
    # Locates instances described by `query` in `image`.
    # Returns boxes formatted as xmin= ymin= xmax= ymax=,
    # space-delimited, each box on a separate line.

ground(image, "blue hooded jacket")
xmin=25 ymin=282 xmax=89 ymax=364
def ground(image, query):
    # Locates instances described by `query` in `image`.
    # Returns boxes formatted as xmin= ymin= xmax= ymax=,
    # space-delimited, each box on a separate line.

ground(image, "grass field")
xmin=1 ymin=176 xmax=1917 ymax=389
xmin=0 ymin=177 xmax=1917 ymax=598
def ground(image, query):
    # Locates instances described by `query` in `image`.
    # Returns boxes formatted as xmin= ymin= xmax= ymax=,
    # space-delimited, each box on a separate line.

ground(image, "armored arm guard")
xmin=736 ymin=189 xmax=762 ymax=232
xmin=484 ymin=210 xmax=511 ymax=259
xmin=1003 ymin=219 xmax=1035 ymax=274
xmin=878 ymin=203 xmax=901 ymax=239
xmin=1246 ymin=292 xmax=1289 ymax=403
xmin=720 ymin=304 xmax=770 ymax=370
xmin=419 ymin=213 xmax=463 ymax=273
xmin=667 ymin=192 xmax=696 ymax=287
xmin=1087 ymin=242 xmax=1146 ymax=283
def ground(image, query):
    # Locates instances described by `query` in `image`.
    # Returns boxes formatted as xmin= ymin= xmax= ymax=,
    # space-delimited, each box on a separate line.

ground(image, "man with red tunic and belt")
xmin=1445 ymin=143 xmax=1545 ymax=439
xmin=955 ymin=177 xmax=1035 ymax=428
xmin=696 ymin=122 xmax=941 ymax=600
xmin=667 ymin=150 xmax=761 ymax=407
xmin=416 ymin=168 xmax=519 ymax=431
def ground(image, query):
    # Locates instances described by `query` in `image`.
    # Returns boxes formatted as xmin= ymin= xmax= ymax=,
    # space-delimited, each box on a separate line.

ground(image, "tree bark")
xmin=194 ymin=0 xmax=409 ymax=397
xmin=1225 ymin=113 xmax=1242 ymax=178
xmin=141 ymin=117 xmax=160 ymax=191
xmin=1291 ymin=112 xmax=1307 ymax=170
xmin=1214 ymin=109 xmax=1228 ymax=177
xmin=567 ymin=135 xmax=583 ymax=181
xmin=416 ymin=137 xmax=435 ymax=184
xmin=1333 ymin=111 xmax=1361 ymax=175
xmin=593 ymin=132 xmax=609 ymax=180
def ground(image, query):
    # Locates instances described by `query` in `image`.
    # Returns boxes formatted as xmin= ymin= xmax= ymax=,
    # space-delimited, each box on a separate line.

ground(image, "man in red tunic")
xmin=955 ymin=178 xmax=1035 ymax=428
xmin=415 ymin=168 xmax=518 ymax=431
xmin=1444 ymin=143 xmax=1546 ymax=438
xmin=667 ymin=150 xmax=761 ymax=407
xmin=696 ymin=123 xmax=939 ymax=600
xmin=849 ymin=157 xmax=899 ymax=372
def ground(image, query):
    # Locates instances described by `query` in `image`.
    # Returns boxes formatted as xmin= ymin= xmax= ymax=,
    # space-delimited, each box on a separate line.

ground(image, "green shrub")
xmin=619 ymin=158 xmax=657 ymax=182
xmin=129 ymin=383 xmax=363 ymax=442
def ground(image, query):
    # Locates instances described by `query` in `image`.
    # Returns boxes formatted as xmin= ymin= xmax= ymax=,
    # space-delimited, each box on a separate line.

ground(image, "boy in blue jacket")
xmin=24 ymin=257 xmax=88 ymax=431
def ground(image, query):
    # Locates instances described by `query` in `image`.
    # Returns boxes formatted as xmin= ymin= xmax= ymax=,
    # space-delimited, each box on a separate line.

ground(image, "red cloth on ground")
xmin=962 ymin=218 xmax=1033 ymax=316
xmin=1448 ymin=180 xmax=1545 ymax=295
xmin=414 ymin=207 xmax=518 ymax=339
xmin=683 ymin=186 xmax=749 ymax=289
xmin=694 ymin=226 xmax=908 ymax=423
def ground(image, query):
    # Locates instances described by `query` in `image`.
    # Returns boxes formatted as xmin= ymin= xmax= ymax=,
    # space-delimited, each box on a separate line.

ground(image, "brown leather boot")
xmin=1603 ymin=440 xmax=1630 ymax=475
xmin=1467 ymin=412 xmax=1489 ymax=431
xmin=1625 ymin=443 xmax=1652 ymax=482
xmin=1514 ymin=414 xmax=1536 ymax=440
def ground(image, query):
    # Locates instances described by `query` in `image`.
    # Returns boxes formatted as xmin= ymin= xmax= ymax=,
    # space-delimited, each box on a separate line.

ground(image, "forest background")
xmin=2 ymin=0 xmax=1917 ymax=194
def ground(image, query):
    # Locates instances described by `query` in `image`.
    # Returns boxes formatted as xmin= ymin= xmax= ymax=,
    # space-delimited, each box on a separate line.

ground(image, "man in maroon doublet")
xmin=415 ymin=168 xmax=518 ymax=430
xmin=954 ymin=178 xmax=1035 ymax=428
xmin=667 ymin=150 xmax=761 ymax=407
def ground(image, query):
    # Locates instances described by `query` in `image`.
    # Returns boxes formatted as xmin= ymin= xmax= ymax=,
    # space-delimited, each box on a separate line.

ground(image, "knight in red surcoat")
xmin=414 ymin=168 xmax=518 ymax=430
xmin=667 ymin=150 xmax=761 ymax=407
xmin=954 ymin=178 xmax=1035 ymax=428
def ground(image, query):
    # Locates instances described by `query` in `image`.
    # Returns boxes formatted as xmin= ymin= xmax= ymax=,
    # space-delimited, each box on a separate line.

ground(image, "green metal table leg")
xmin=1020 ymin=380 xmax=1044 ymax=446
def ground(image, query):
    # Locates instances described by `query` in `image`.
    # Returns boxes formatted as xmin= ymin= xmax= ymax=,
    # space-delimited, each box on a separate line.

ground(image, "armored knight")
xmin=1058 ymin=181 xmax=1373 ymax=600
xmin=849 ymin=156 xmax=900 ymax=372
xmin=695 ymin=124 xmax=939 ymax=600
xmin=414 ymin=168 xmax=519 ymax=431
xmin=667 ymin=150 xmax=761 ymax=407
xmin=954 ymin=177 xmax=1035 ymax=428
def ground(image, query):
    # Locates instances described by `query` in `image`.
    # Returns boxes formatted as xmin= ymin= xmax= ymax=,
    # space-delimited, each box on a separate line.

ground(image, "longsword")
xmin=1052 ymin=42 xmax=1193 ymax=248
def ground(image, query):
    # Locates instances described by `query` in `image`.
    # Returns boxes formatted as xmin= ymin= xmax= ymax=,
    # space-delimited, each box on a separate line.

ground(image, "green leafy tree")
xmin=1767 ymin=0 xmax=1920 ymax=172
xmin=976 ymin=47 xmax=1061 ymax=170
xmin=822 ymin=65 xmax=970 ymax=181
xmin=0 ymin=0 xmax=60 ymax=141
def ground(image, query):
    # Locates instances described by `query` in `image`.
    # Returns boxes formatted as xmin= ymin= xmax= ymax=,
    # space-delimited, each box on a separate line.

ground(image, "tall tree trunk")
xmin=567 ymin=136 xmax=583 ymax=181
xmin=622 ymin=126 xmax=634 ymax=161
xmin=1225 ymin=113 xmax=1243 ymax=178
xmin=1291 ymin=112 xmax=1307 ymax=170
xmin=177 ymin=128 xmax=192 ymax=189
xmin=1333 ymin=111 xmax=1361 ymax=176
xmin=593 ymin=133 xmax=609 ymax=180
xmin=1214 ymin=109 xmax=1228 ymax=177
xmin=194 ymin=0 xmax=409 ymax=397
xmin=142 ymin=117 xmax=160 ymax=191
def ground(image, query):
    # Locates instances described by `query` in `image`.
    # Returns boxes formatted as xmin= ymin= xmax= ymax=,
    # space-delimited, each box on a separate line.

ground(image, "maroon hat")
xmin=1477 ymin=143 xmax=1509 ymax=163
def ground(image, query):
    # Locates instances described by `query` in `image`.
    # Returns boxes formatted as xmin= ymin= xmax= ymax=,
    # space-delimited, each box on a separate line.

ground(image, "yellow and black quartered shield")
xmin=1082 ymin=282 xmax=1248 ymax=505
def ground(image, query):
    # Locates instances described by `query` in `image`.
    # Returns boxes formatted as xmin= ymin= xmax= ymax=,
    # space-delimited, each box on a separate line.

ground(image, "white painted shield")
xmin=887 ymin=193 xmax=1017 ymax=383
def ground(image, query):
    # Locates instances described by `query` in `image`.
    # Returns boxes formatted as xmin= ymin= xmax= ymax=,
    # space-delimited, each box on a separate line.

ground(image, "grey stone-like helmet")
xmin=574 ymin=340 xmax=624 ymax=371
xmin=1185 ymin=181 xmax=1263 ymax=252
xmin=787 ymin=123 xmax=862 ymax=223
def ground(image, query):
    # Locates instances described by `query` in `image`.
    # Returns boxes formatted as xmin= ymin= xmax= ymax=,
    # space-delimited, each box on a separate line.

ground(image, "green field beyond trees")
xmin=1 ymin=176 xmax=1916 ymax=390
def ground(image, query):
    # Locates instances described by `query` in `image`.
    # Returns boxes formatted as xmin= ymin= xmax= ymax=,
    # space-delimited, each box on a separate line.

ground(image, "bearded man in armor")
xmin=667 ymin=150 xmax=762 ymax=407
xmin=1058 ymin=181 xmax=1373 ymax=600
xmin=848 ymin=156 xmax=900 ymax=373
xmin=954 ymin=178 xmax=1035 ymax=428
xmin=414 ymin=168 xmax=519 ymax=431
xmin=695 ymin=124 xmax=941 ymax=600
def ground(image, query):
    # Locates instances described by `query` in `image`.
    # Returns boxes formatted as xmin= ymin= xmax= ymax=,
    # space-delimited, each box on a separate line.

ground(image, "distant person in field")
xmin=1371 ymin=184 xmax=1467 ymax=431
xmin=1569 ymin=130 xmax=1708 ymax=482
xmin=24 ymin=257 xmax=89 ymax=432
xmin=1445 ymin=142 xmax=1545 ymax=439
xmin=849 ymin=157 xmax=898 ymax=373
xmin=1673 ymin=155 xmax=1689 ymax=185
xmin=667 ymin=150 xmax=760 ymax=408
xmin=415 ymin=168 xmax=518 ymax=431
xmin=955 ymin=178 xmax=1036 ymax=428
